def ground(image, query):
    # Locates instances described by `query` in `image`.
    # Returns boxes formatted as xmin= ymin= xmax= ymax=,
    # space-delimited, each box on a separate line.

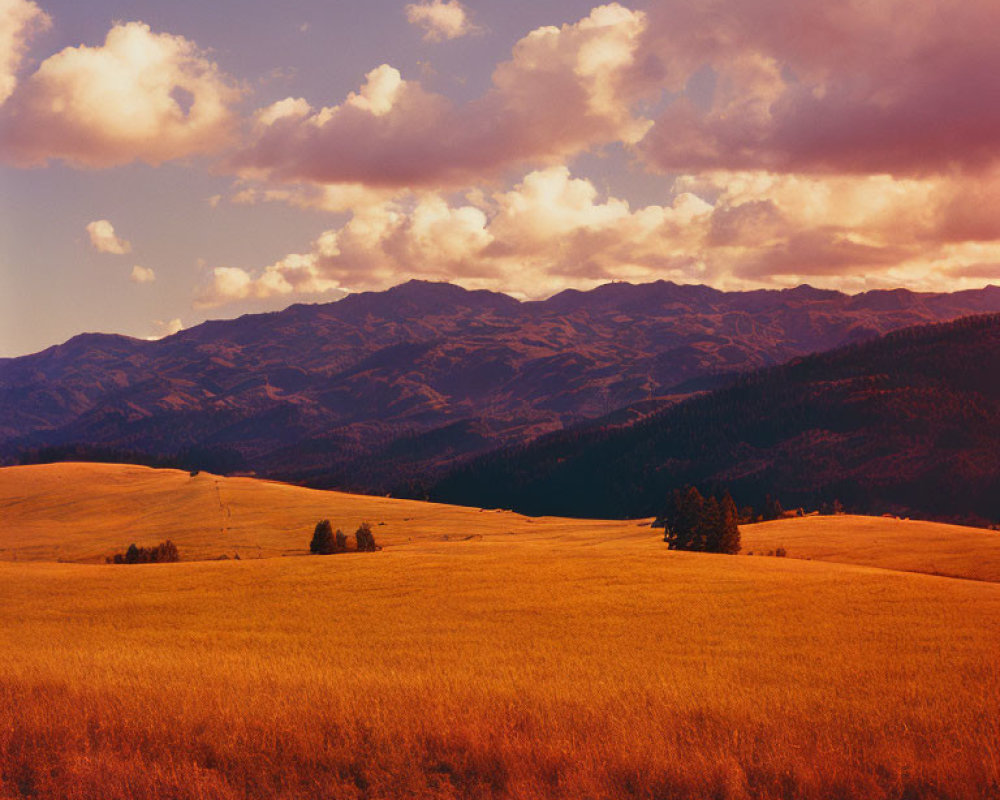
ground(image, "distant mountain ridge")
xmin=5 ymin=279 xmax=1000 ymax=491
xmin=432 ymin=313 xmax=1000 ymax=525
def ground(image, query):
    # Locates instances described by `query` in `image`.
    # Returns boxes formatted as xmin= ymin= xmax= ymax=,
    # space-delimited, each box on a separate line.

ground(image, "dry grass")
xmin=0 ymin=463 xmax=650 ymax=563
xmin=742 ymin=515 xmax=1000 ymax=582
xmin=1 ymin=464 xmax=999 ymax=798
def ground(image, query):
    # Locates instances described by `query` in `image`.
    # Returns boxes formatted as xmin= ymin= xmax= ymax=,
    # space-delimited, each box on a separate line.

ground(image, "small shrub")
xmin=335 ymin=529 xmax=348 ymax=552
xmin=775 ymin=547 xmax=787 ymax=558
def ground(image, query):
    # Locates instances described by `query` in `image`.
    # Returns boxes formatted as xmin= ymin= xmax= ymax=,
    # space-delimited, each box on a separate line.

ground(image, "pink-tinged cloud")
xmin=130 ymin=265 xmax=156 ymax=283
xmin=405 ymin=0 xmax=481 ymax=42
xmin=195 ymin=166 xmax=715 ymax=306
xmin=86 ymin=219 xmax=132 ymax=254
xmin=235 ymin=4 xmax=652 ymax=188
xmin=0 ymin=0 xmax=49 ymax=106
xmin=199 ymin=163 xmax=1000 ymax=307
xmin=0 ymin=21 xmax=241 ymax=167
xmin=637 ymin=0 xmax=1000 ymax=176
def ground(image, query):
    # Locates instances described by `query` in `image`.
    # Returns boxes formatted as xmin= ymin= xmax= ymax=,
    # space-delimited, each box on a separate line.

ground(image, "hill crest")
xmin=6 ymin=279 xmax=1000 ymax=492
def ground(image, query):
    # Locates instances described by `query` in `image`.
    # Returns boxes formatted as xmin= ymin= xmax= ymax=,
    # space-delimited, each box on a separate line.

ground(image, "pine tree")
xmin=717 ymin=493 xmax=741 ymax=555
xmin=355 ymin=522 xmax=378 ymax=552
xmin=310 ymin=520 xmax=336 ymax=555
xmin=663 ymin=487 xmax=705 ymax=550
xmin=763 ymin=494 xmax=784 ymax=521
xmin=662 ymin=487 xmax=741 ymax=554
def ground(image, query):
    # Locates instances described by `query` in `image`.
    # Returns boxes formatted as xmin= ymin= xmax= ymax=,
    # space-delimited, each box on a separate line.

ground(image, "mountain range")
xmin=5 ymin=279 xmax=1000 ymax=492
xmin=432 ymin=313 xmax=1000 ymax=525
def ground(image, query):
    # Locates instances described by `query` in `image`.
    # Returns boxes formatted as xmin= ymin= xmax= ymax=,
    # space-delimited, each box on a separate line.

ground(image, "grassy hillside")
xmin=742 ymin=515 xmax=1000 ymax=582
xmin=0 ymin=462 xmax=649 ymax=563
xmin=2 ymin=463 xmax=999 ymax=798
xmin=2 ymin=547 xmax=998 ymax=799
xmin=5 ymin=464 xmax=1000 ymax=582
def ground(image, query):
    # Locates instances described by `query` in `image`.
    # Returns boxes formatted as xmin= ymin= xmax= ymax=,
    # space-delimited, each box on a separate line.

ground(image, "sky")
xmin=3 ymin=0 xmax=1000 ymax=356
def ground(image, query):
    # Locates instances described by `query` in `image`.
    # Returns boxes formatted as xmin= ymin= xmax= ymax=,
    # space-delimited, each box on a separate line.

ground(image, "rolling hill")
xmin=0 ymin=462 xmax=648 ymax=563
xmin=1 ymin=463 xmax=998 ymax=799
xmin=4 ymin=462 xmax=1000 ymax=583
xmin=740 ymin=515 xmax=1000 ymax=582
xmin=432 ymin=313 xmax=1000 ymax=524
xmin=6 ymin=279 xmax=1000 ymax=492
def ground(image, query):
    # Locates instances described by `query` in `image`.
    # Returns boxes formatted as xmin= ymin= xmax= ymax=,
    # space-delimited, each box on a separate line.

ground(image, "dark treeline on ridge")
xmin=430 ymin=314 xmax=1000 ymax=526
xmin=18 ymin=443 xmax=247 ymax=476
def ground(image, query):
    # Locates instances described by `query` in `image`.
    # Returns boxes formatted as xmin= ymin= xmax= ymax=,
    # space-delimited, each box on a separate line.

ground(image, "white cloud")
xmin=1 ymin=21 xmax=241 ymax=167
xmin=0 ymin=0 xmax=49 ymax=106
xmin=405 ymin=0 xmax=481 ymax=42
xmin=198 ymin=161 xmax=1000 ymax=305
xmin=147 ymin=318 xmax=183 ymax=340
xmin=86 ymin=219 xmax=132 ymax=255
xmin=130 ymin=265 xmax=155 ymax=283
xmin=195 ymin=166 xmax=717 ymax=306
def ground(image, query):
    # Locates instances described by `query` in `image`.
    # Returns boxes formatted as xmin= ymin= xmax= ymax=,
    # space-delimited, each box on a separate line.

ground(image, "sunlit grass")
xmin=0 ymin=463 xmax=652 ymax=563
xmin=742 ymin=514 xmax=1000 ymax=582
xmin=2 ymin=464 xmax=998 ymax=798
xmin=2 ymin=544 xmax=998 ymax=799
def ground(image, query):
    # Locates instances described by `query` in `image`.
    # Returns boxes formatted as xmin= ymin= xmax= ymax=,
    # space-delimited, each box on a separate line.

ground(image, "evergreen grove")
xmin=661 ymin=487 xmax=741 ymax=554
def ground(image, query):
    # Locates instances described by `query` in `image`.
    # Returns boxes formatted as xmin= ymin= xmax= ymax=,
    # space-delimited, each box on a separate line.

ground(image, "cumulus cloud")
xmin=198 ymin=160 xmax=1000 ymax=306
xmin=0 ymin=21 xmax=241 ymax=167
xmin=236 ymin=4 xmax=652 ymax=188
xmin=637 ymin=0 xmax=1000 ymax=177
xmin=86 ymin=219 xmax=132 ymax=255
xmin=130 ymin=265 xmax=155 ymax=283
xmin=405 ymin=0 xmax=481 ymax=42
xmin=147 ymin=318 xmax=183 ymax=340
xmin=0 ymin=0 xmax=49 ymax=106
xmin=196 ymin=166 xmax=717 ymax=306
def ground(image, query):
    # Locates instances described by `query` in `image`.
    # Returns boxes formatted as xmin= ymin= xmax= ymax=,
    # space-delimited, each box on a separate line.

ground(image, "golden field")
xmin=0 ymin=463 xmax=651 ymax=563
xmin=1 ymin=464 xmax=998 ymax=799
xmin=741 ymin=514 xmax=1000 ymax=583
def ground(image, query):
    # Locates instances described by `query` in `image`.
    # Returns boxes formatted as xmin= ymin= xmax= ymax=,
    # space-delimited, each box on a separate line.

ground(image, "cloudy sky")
xmin=3 ymin=0 xmax=1000 ymax=356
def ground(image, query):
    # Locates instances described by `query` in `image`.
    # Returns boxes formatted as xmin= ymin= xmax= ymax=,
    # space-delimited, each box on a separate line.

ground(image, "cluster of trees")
xmin=310 ymin=521 xmax=379 ymax=555
xmin=107 ymin=540 xmax=180 ymax=564
xmin=660 ymin=487 xmax=741 ymax=554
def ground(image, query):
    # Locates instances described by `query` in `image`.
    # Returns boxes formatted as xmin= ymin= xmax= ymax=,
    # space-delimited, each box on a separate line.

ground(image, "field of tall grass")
xmin=741 ymin=514 xmax=1000 ymax=582
xmin=0 ymin=463 xmax=651 ymax=563
xmin=2 ymin=539 xmax=998 ymax=799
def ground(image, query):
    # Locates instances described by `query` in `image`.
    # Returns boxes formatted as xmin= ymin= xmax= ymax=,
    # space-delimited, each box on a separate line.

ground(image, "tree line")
xmin=107 ymin=540 xmax=180 ymax=564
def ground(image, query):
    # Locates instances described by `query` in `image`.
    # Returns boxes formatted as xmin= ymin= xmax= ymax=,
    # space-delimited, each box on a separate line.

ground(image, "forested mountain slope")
xmin=5 ymin=279 xmax=1000 ymax=492
xmin=432 ymin=314 xmax=1000 ymax=524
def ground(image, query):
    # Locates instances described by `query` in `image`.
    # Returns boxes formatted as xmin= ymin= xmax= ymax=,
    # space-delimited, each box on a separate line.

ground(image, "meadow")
xmin=0 ymin=463 xmax=650 ymax=563
xmin=740 ymin=514 xmax=1000 ymax=583
xmin=1 ymin=464 xmax=998 ymax=799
